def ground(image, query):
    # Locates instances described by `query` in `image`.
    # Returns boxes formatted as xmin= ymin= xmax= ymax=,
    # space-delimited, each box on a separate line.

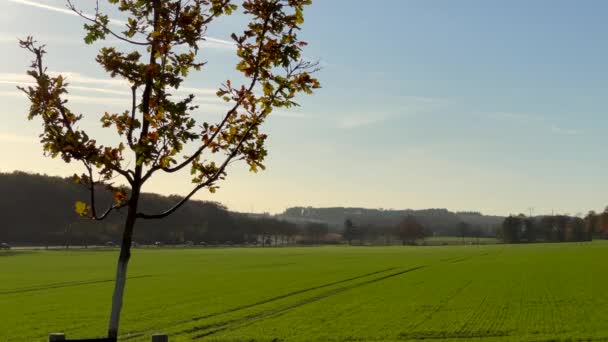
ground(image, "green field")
xmin=424 ymin=236 xmax=499 ymax=245
xmin=1 ymin=242 xmax=607 ymax=342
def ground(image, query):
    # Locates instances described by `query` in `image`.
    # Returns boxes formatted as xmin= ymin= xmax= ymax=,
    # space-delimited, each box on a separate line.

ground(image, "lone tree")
xmin=457 ymin=221 xmax=470 ymax=244
xmin=343 ymin=218 xmax=356 ymax=245
xmin=397 ymin=215 xmax=426 ymax=245
xmin=502 ymin=215 xmax=522 ymax=243
xmin=19 ymin=0 xmax=319 ymax=338
xmin=584 ymin=210 xmax=597 ymax=241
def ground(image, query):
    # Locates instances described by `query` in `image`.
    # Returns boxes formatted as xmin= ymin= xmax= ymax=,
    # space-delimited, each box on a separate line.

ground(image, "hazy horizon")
xmin=2 ymin=0 xmax=608 ymax=216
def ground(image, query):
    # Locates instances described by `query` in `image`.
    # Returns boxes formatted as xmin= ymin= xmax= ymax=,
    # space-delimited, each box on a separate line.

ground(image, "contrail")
xmin=205 ymin=37 xmax=235 ymax=46
xmin=5 ymin=0 xmax=235 ymax=46
xmin=6 ymin=0 xmax=76 ymax=16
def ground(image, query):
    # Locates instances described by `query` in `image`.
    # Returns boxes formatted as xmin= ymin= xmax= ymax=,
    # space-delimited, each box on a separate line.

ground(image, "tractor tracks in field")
xmin=189 ymin=266 xmax=402 ymax=322
xmin=0 ymin=274 xmax=155 ymax=295
xmin=120 ymin=267 xmax=404 ymax=340
xmin=441 ymin=251 xmax=491 ymax=265
xmin=405 ymin=280 xmax=473 ymax=332
xmin=183 ymin=266 xmax=428 ymax=339
xmin=122 ymin=266 xmax=415 ymax=340
xmin=124 ymin=250 xmax=492 ymax=340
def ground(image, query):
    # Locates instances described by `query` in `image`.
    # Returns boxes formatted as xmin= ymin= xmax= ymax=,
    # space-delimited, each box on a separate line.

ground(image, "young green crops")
xmin=1 ymin=242 xmax=606 ymax=341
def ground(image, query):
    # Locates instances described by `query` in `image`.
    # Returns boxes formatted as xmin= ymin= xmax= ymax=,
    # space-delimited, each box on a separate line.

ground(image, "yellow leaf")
xmin=113 ymin=191 xmax=127 ymax=205
xmin=74 ymin=201 xmax=89 ymax=217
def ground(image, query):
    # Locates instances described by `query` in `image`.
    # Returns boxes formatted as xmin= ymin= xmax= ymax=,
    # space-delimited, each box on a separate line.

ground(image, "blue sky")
xmin=1 ymin=0 xmax=608 ymax=216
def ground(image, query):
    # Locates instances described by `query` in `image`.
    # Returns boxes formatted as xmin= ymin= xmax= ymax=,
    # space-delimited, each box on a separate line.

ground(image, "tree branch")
xmin=93 ymin=202 xmax=128 ymax=221
xmin=136 ymin=60 xmax=319 ymax=220
xmin=84 ymin=161 xmax=128 ymax=221
xmin=66 ymin=0 xmax=151 ymax=46
xmin=136 ymin=110 xmax=264 ymax=220
xmin=20 ymin=38 xmax=133 ymax=184
xmin=127 ymin=85 xmax=137 ymax=149
xmin=141 ymin=13 xmax=273 ymax=183
xmin=200 ymin=0 xmax=233 ymax=25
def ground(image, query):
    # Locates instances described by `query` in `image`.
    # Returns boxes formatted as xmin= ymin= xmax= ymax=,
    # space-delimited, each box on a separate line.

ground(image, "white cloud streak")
xmin=0 ymin=72 xmax=220 ymax=99
xmin=0 ymin=72 xmax=301 ymax=120
xmin=204 ymin=37 xmax=236 ymax=48
xmin=5 ymin=0 xmax=235 ymax=46
xmin=488 ymin=112 xmax=540 ymax=123
xmin=0 ymin=33 xmax=18 ymax=43
xmin=0 ymin=132 xmax=37 ymax=144
xmin=0 ymin=89 xmax=230 ymax=111
xmin=6 ymin=0 xmax=76 ymax=16
xmin=0 ymin=79 xmax=126 ymax=95
xmin=338 ymin=113 xmax=390 ymax=129
xmin=0 ymin=71 xmax=310 ymax=118
xmin=273 ymin=110 xmax=311 ymax=119
xmin=551 ymin=125 xmax=581 ymax=136
xmin=337 ymin=97 xmax=443 ymax=129
xmin=0 ymin=32 xmax=87 ymax=45
xmin=488 ymin=112 xmax=583 ymax=136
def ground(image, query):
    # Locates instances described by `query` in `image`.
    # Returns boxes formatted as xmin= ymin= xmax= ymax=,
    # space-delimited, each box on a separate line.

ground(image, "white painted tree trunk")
xmin=107 ymin=208 xmax=137 ymax=339
xmin=108 ymin=254 xmax=130 ymax=339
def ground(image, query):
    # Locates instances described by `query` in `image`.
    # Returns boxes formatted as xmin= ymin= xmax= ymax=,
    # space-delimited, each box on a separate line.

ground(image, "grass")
xmin=424 ymin=236 xmax=499 ymax=244
xmin=1 ymin=242 xmax=607 ymax=341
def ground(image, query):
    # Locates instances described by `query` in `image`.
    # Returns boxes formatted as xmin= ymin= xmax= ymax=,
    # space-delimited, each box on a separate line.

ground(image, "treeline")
xmin=10 ymin=171 xmax=607 ymax=247
xmin=0 ymin=172 xmax=331 ymax=246
xmin=340 ymin=216 xmax=492 ymax=246
xmin=0 ymin=172 xmax=499 ymax=247
xmin=279 ymin=206 xmax=503 ymax=236
xmin=342 ymin=216 xmax=427 ymax=246
xmin=500 ymin=211 xmax=608 ymax=244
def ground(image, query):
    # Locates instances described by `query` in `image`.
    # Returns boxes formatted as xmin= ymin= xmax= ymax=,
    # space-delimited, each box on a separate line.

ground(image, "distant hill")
xmin=278 ymin=207 xmax=504 ymax=235
xmin=0 ymin=171 xmax=505 ymax=245
xmin=455 ymin=211 xmax=506 ymax=232
xmin=0 ymin=171 xmax=292 ymax=245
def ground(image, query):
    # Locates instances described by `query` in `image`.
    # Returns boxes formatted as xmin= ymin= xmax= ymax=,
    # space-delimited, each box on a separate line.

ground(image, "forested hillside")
xmin=0 ymin=172 xmax=297 ymax=245
xmin=0 ymin=172 xmax=505 ymax=245
xmin=278 ymin=207 xmax=504 ymax=235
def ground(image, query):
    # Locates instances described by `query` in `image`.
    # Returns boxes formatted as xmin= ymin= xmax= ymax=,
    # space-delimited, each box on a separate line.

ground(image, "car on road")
xmin=0 ymin=243 xmax=11 ymax=250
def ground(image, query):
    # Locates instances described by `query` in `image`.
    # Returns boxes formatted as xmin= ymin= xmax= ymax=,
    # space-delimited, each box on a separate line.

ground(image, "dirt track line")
xmin=0 ymin=275 xmax=154 ymax=295
xmin=406 ymin=279 xmax=473 ymax=331
xmin=190 ymin=266 xmax=401 ymax=321
xmin=121 ymin=267 xmax=401 ymax=340
xmin=187 ymin=265 xmax=427 ymax=339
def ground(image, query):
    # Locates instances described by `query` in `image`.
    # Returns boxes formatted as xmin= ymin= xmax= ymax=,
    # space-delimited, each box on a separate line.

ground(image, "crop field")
xmin=1 ymin=242 xmax=607 ymax=342
xmin=423 ymin=236 xmax=499 ymax=245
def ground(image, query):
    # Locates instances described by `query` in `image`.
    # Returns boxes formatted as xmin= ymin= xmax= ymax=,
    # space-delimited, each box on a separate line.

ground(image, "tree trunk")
xmin=107 ymin=204 xmax=138 ymax=338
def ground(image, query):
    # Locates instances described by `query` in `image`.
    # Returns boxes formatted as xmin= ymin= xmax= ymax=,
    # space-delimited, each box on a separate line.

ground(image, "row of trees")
xmin=0 ymin=172 xmax=336 ymax=246
xmin=281 ymin=207 xmax=501 ymax=236
xmin=343 ymin=216 xmax=428 ymax=246
xmin=4 ymin=214 xmax=335 ymax=248
xmin=342 ymin=216 xmax=494 ymax=246
xmin=500 ymin=211 xmax=608 ymax=243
